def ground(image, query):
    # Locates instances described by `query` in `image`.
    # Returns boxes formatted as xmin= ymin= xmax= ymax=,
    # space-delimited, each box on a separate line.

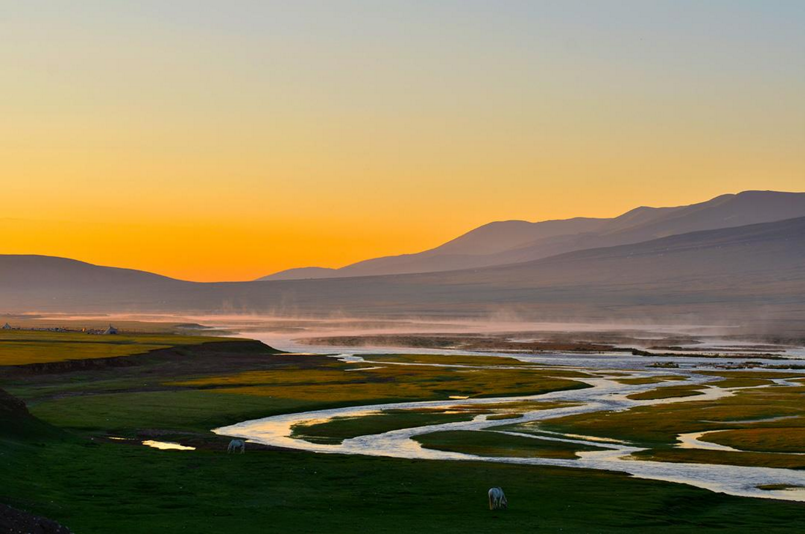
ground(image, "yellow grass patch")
xmin=703 ymin=425 xmax=805 ymax=453
xmin=615 ymin=376 xmax=688 ymax=385
xmin=171 ymin=364 xmax=588 ymax=403
xmin=0 ymin=330 xmax=222 ymax=366
xmin=626 ymin=385 xmax=706 ymax=401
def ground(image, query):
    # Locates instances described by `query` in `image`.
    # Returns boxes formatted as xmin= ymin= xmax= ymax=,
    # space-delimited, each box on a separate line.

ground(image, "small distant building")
xmin=103 ymin=324 xmax=118 ymax=335
xmin=2 ymin=323 xmax=12 ymax=330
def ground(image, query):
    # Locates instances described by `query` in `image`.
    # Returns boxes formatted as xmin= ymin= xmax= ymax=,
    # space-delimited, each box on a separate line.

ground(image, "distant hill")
xmin=258 ymin=190 xmax=805 ymax=280
xmin=0 ymin=255 xmax=182 ymax=288
xmin=2 ymin=215 xmax=805 ymax=333
xmin=0 ymin=255 xmax=190 ymax=313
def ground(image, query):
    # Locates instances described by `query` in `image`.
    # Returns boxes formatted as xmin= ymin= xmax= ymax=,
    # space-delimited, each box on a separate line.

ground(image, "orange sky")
xmin=2 ymin=2 xmax=803 ymax=281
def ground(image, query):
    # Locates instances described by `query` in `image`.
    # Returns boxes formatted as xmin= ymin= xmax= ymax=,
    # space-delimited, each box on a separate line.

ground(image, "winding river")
xmin=215 ymin=350 xmax=805 ymax=503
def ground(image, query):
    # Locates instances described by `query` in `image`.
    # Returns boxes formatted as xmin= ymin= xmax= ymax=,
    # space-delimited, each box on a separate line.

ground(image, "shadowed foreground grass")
xmin=4 ymin=435 xmax=805 ymax=534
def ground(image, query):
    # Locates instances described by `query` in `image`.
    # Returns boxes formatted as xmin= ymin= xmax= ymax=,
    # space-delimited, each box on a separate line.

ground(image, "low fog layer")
xmin=2 ymin=216 xmax=805 ymax=336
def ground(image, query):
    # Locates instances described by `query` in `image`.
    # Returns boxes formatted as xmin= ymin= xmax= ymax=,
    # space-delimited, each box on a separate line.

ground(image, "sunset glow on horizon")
xmin=2 ymin=1 xmax=803 ymax=281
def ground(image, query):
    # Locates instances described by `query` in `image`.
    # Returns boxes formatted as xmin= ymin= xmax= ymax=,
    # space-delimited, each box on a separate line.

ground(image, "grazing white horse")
xmin=227 ymin=439 xmax=246 ymax=454
xmin=488 ymin=487 xmax=508 ymax=510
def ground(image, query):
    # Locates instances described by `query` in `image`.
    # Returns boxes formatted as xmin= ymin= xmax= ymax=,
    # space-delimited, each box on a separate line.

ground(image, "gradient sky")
xmin=2 ymin=1 xmax=803 ymax=281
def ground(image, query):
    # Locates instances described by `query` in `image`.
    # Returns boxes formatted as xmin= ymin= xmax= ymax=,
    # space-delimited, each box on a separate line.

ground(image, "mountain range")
xmin=258 ymin=190 xmax=805 ymax=280
xmin=2 ymin=190 xmax=805 ymax=334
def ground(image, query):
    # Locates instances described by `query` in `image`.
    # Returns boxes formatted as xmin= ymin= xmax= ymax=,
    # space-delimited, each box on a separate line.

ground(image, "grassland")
xmin=289 ymin=399 xmax=579 ymax=445
xmin=700 ymin=427 xmax=805 ymax=453
xmin=0 ymin=329 xmax=221 ymax=365
xmin=290 ymin=411 xmax=476 ymax=444
xmin=614 ymin=375 xmax=688 ymax=385
xmin=0 ymin=315 xmax=209 ymax=333
xmin=167 ymin=362 xmax=588 ymax=403
xmin=415 ymin=430 xmax=606 ymax=459
xmin=626 ymin=385 xmax=707 ymax=401
xmin=9 ymin=431 xmax=805 ymax=534
xmin=486 ymin=413 xmax=524 ymax=420
xmin=4 ymin=333 xmax=805 ymax=532
xmin=408 ymin=400 xmax=578 ymax=415
xmin=363 ymin=354 xmax=536 ymax=366
xmin=632 ymin=448 xmax=805 ymax=469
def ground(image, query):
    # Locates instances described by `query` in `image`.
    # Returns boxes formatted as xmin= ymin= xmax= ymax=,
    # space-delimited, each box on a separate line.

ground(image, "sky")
xmin=1 ymin=1 xmax=803 ymax=281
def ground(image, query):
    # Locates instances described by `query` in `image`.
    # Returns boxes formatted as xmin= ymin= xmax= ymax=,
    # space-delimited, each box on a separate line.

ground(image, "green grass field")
xmin=626 ymin=384 xmax=707 ymax=400
xmin=415 ymin=430 xmax=606 ymax=459
xmin=167 ymin=361 xmax=588 ymax=403
xmin=0 ymin=329 xmax=222 ymax=365
xmin=614 ymin=375 xmax=688 ymax=385
xmin=700 ymin=427 xmax=805 ymax=453
xmin=4 ymin=333 xmax=805 ymax=532
xmin=8 ymin=434 xmax=805 ymax=534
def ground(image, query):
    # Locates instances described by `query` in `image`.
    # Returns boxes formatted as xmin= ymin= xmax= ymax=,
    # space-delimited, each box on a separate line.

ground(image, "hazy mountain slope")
xmin=252 ymin=216 xmax=805 ymax=330
xmin=0 ymin=255 xmax=180 ymax=287
xmin=429 ymin=218 xmax=608 ymax=255
xmin=257 ymin=267 xmax=337 ymax=281
xmin=603 ymin=190 xmax=805 ymax=239
xmin=3 ymin=217 xmax=804 ymax=333
xmin=0 ymin=255 xmax=191 ymax=313
xmin=257 ymin=190 xmax=805 ymax=280
xmin=595 ymin=204 xmax=683 ymax=234
xmin=260 ymin=217 xmax=608 ymax=280
xmin=474 ymin=213 xmax=805 ymax=284
xmin=468 ymin=190 xmax=805 ymax=265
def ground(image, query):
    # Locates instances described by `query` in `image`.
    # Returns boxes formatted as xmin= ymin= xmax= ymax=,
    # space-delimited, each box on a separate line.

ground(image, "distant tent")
xmin=103 ymin=324 xmax=118 ymax=335
xmin=2 ymin=323 xmax=11 ymax=330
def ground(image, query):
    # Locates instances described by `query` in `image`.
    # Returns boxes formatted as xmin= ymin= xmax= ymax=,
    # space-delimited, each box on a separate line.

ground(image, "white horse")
xmin=227 ymin=439 xmax=246 ymax=454
xmin=488 ymin=487 xmax=508 ymax=510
